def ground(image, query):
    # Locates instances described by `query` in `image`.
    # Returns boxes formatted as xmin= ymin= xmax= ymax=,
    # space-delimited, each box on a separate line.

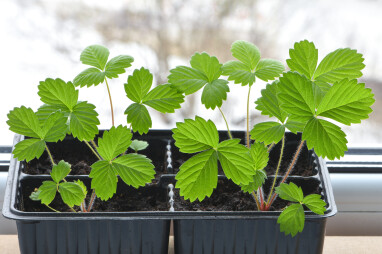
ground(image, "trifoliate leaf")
xmin=240 ymin=169 xmax=267 ymax=193
xmin=175 ymin=149 xmax=218 ymax=202
xmin=97 ymin=125 xmax=133 ymax=161
xmin=113 ymin=154 xmax=155 ymax=188
xmin=142 ymin=84 xmax=185 ymax=113
xmin=7 ymin=106 xmax=42 ymax=138
xmin=73 ymin=68 xmax=106 ymax=88
xmin=302 ymin=117 xmax=348 ymax=160
xmin=313 ymin=48 xmax=365 ymax=84
xmin=285 ymin=118 xmax=306 ymax=134
xmin=90 ymin=160 xmax=118 ymax=201
xmin=13 ymin=138 xmax=45 ymax=162
xmin=38 ymin=181 xmax=57 ymax=205
xmin=316 ymin=79 xmax=374 ymax=125
xmin=36 ymin=104 xmax=68 ymax=123
xmin=250 ymin=142 xmax=269 ymax=170
xmin=172 ymin=116 xmax=219 ymax=153
xmin=30 ymin=190 xmax=41 ymax=201
xmin=189 ymin=52 xmax=222 ymax=82
xmin=59 ymin=182 xmax=86 ymax=207
xmin=201 ymin=79 xmax=229 ymax=109
xmin=255 ymin=81 xmax=287 ymax=122
xmin=275 ymin=182 xmax=304 ymax=202
xmin=250 ymin=121 xmax=285 ymax=145
xmin=278 ymin=203 xmax=305 ymax=237
xmin=74 ymin=180 xmax=88 ymax=196
xmin=303 ymin=194 xmax=327 ymax=215
xmin=254 ymin=59 xmax=284 ymax=82
xmin=168 ymin=66 xmax=208 ymax=95
xmin=221 ymin=61 xmax=255 ymax=86
xmin=231 ymin=40 xmax=260 ymax=70
xmin=217 ymin=139 xmax=255 ymax=185
xmin=80 ymin=45 xmax=110 ymax=70
xmin=105 ymin=55 xmax=134 ymax=79
xmin=124 ymin=67 xmax=153 ymax=103
xmin=51 ymin=160 xmax=71 ymax=184
xmin=38 ymin=78 xmax=78 ymax=111
xmin=41 ymin=111 xmax=67 ymax=142
xmin=278 ymin=72 xmax=315 ymax=120
xmin=130 ymin=140 xmax=149 ymax=152
xmin=286 ymin=40 xmax=318 ymax=79
xmin=69 ymin=101 xmax=100 ymax=141
xmin=124 ymin=103 xmax=152 ymax=135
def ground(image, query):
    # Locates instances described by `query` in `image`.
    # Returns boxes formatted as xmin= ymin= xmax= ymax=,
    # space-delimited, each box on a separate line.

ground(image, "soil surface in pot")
xmin=173 ymin=178 xmax=323 ymax=211
xmin=20 ymin=178 xmax=169 ymax=212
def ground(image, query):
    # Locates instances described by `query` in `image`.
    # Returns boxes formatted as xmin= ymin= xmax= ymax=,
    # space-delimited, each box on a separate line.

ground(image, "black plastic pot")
xmin=2 ymin=132 xmax=174 ymax=254
xmin=170 ymin=132 xmax=337 ymax=254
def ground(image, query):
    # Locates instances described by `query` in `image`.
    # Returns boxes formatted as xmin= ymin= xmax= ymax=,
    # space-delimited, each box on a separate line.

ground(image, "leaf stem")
xmin=218 ymin=107 xmax=232 ymax=139
xmin=80 ymin=201 xmax=87 ymax=212
xmin=87 ymin=190 xmax=97 ymax=212
xmin=246 ymin=85 xmax=252 ymax=148
xmin=90 ymin=140 xmax=98 ymax=149
xmin=45 ymin=144 xmax=55 ymax=166
xmin=251 ymin=191 xmax=261 ymax=210
xmin=68 ymin=205 xmax=77 ymax=213
xmin=46 ymin=205 xmax=60 ymax=213
xmin=267 ymin=143 xmax=275 ymax=152
xmin=266 ymin=135 xmax=285 ymax=205
xmin=104 ymin=78 xmax=115 ymax=127
xmin=84 ymin=141 xmax=102 ymax=161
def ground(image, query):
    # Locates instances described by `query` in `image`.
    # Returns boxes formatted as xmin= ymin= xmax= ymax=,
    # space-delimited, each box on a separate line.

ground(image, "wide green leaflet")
xmin=254 ymin=59 xmax=285 ymax=82
xmin=130 ymin=140 xmax=149 ymax=152
xmin=277 ymin=204 xmax=305 ymax=237
xmin=105 ymin=55 xmax=134 ymax=79
xmin=124 ymin=103 xmax=152 ymax=135
xmin=175 ymin=149 xmax=218 ymax=202
xmin=90 ymin=161 xmax=118 ymax=200
xmin=231 ymin=40 xmax=260 ymax=70
xmin=316 ymin=79 xmax=374 ymax=125
xmin=284 ymin=119 xmax=306 ymax=134
xmin=142 ymin=84 xmax=184 ymax=113
xmin=80 ymin=45 xmax=110 ymax=70
xmin=7 ymin=106 xmax=42 ymax=138
xmin=275 ymin=182 xmax=303 ymax=203
xmin=168 ymin=66 xmax=208 ymax=95
xmin=97 ymin=125 xmax=132 ymax=161
xmin=250 ymin=121 xmax=285 ymax=145
xmin=220 ymin=61 xmax=254 ymax=85
xmin=13 ymin=139 xmax=45 ymax=162
xmin=59 ymin=182 xmax=86 ymax=207
xmin=38 ymin=181 xmax=57 ymax=205
xmin=51 ymin=160 xmax=71 ymax=183
xmin=250 ymin=142 xmax=269 ymax=170
xmin=190 ymin=52 xmax=222 ymax=82
xmin=302 ymin=118 xmax=348 ymax=160
xmin=172 ymin=116 xmax=219 ymax=153
xmin=287 ymin=40 xmax=318 ymax=79
xmin=303 ymin=194 xmax=327 ymax=215
xmin=255 ymin=81 xmax=287 ymax=122
xmin=125 ymin=67 xmax=153 ymax=103
xmin=38 ymin=78 xmax=78 ymax=110
xmin=41 ymin=111 xmax=68 ymax=142
xmin=73 ymin=68 xmax=106 ymax=88
xmin=240 ymin=169 xmax=267 ymax=193
xmin=201 ymin=79 xmax=229 ymax=109
xmin=69 ymin=101 xmax=100 ymax=141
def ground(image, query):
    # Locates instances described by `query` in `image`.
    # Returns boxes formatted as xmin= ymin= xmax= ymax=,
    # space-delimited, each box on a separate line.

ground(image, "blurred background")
xmin=0 ymin=0 xmax=381 ymax=146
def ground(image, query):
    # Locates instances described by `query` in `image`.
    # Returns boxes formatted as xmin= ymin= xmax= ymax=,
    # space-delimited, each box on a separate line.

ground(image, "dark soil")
xmin=20 ymin=177 xmax=169 ymax=212
xmin=174 ymin=178 xmax=323 ymax=212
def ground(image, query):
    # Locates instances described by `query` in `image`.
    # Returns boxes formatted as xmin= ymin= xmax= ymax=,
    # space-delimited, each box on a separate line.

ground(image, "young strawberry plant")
xmin=169 ymin=40 xmax=375 ymax=236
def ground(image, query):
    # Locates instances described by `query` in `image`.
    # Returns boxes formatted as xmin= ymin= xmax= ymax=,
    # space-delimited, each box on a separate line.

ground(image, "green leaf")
xmin=74 ymin=180 xmax=88 ymax=196
xmin=105 ymin=55 xmax=134 ymax=79
xmin=312 ymin=81 xmax=330 ymax=108
xmin=97 ymin=125 xmax=133 ymax=161
xmin=250 ymin=142 xmax=269 ymax=170
xmin=41 ymin=111 xmax=67 ymax=142
xmin=231 ymin=40 xmax=260 ymax=70
xmin=175 ymin=149 xmax=218 ymax=202
xmin=278 ymin=203 xmax=305 ymax=237
xmin=254 ymin=59 xmax=284 ymax=82
xmin=113 ymin=154 xmax=155 ymax=188
xmin=201 ymin=79 xmax=230 ymax=109
xmin=250 ymin=122 xmax=285 ymax=145
xmin=38 ymin=181 xmax=57 ymax=205
xmin=255 ymin=81 xmax=287 ymax=122
xmin=124 ymin=67 xmax=153 ymax=103
xmin=73 ymin=68 xmax=106 ymax=88
xmin=13 ymin=138 xmax=45 ymax=162
xmin=221 ymin=60 xmax=255 ymax=86
xmin=142 ymin=84 xmax=185 ymax=113
xmin=80 ymin=45 xmax=110 ymax=70
xmin=30 ymin=190 xmax=41 ymax=201
xmin=38 ymin=78 xmax=78 ymax=111
xmin=124 ymin=103 xmax=152 ymax=135
xmin=240 ymin=169 xmax=267 ymax=193
xmin=51 ymin=160 xmax=71 ymax=184
xmin=303 ymin=194 xmax=326 ymax=215
xmin=59 ymin=182 xmax=86 ymax=207
xmin=190 ymin=52 xmax=222 ymax=82
xmin=275 ymin=182 xmax=304 ymax=202
xmin=316 ymin=79 xmax=374 ymax=125
xmin=168 ymin=66 xmax=208 ymax=95
xmin=217 ymin=139 xmax=255 ymax=185
xmin=172 ymin=116 xmax=219 ymax=153
xmin=313 ymin=48 xmax=365 ymax=83
xmin=278 ymin=72 xmax=315 ymax=119
xmin=285 ymin=119 xmax=306 ymax=134
xmin=90 ymin=160 xmax=117 ymax=201
xmin=7 ymin=106 xmax=42 ymax=138
xmin=287 ymin=40 xmax=318 ymax=79
xmin=36 ymin=104 xmax=69 ymax=123
xmin=130 ymin=140 xmax=149 ymax=152
xmin=302 ymin=118 xmax=348 ymax=160
xmin=69 ymin=101 xmax=100 ymax=141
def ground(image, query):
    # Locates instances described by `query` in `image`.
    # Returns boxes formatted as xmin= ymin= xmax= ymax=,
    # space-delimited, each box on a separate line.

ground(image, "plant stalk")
xmin=87 ymin=190 xmax=97 ymax=212
xmin=266 ymin=135 xmax=285 ymax=205
xmin=68 ymin=205 xmax=77 ymax=213
xmin=80 ymin=201 xmax=87 ymax=213
xmin=84 ymin=141 xmax=102 ymax=160
xmin=267 ymin=143 xmax=275 ymax=153
xmin=46 ymin=205 xmax=60 ymax=213
xmin=45 ymin=144 xmax=55 ymax=166
xmin=251 ymin=191 xmax=261 ymax=210
xmin=218 ymin=107 xmax=232 ymax=139
xmin=246 ymin=86 xmax=252 ymax=148
xmin=104 ymin=78 xmax=115 ymax=127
